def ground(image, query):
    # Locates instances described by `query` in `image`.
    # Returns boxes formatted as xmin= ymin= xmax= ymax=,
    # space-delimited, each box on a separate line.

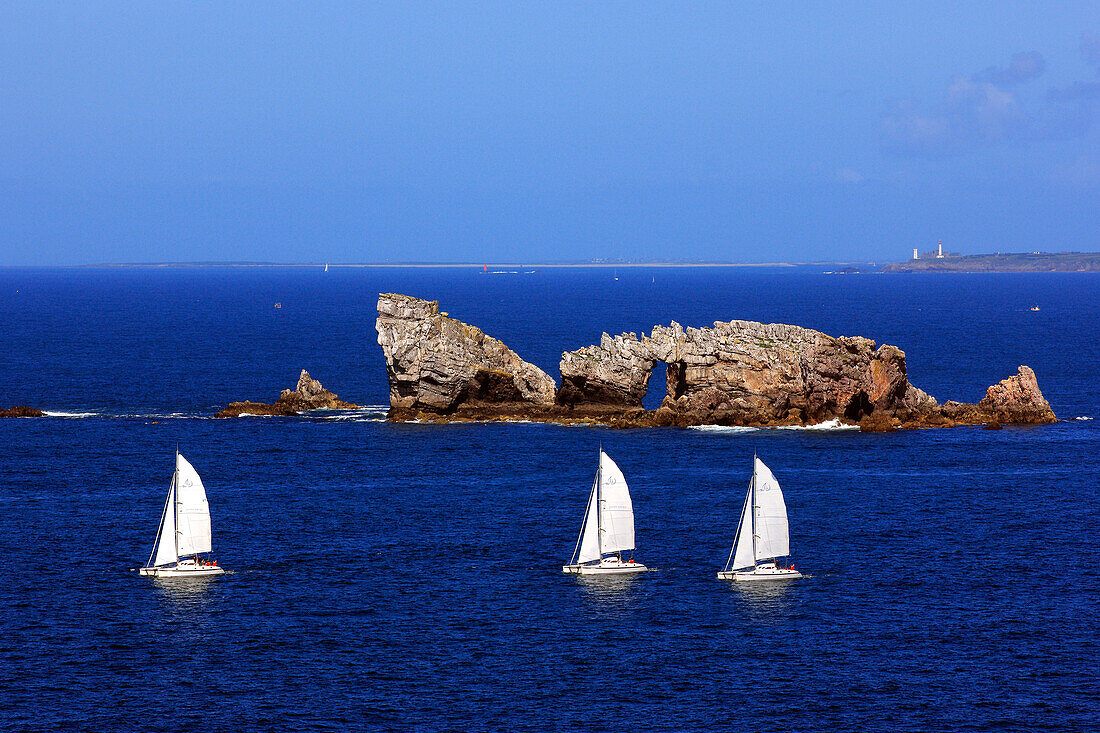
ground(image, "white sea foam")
xmin=689 ymin=425 xmax=760 ymax=434
xmin=1073 ymin=416 xmax=1093 ymax=421
xmin=44 ymin=411 xmax=99 ymax=418
xmin=306 ymin=406 xmax=389 ymax=422
xmin=690 ymin=419 xmax=859 ymax=433
xmin=773 ymin=419 xmax=860 ymax=431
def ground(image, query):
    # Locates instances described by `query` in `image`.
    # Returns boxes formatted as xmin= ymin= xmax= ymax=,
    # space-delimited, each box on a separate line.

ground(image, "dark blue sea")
xmin=1 ymin=266 xmax=1097 ymax=732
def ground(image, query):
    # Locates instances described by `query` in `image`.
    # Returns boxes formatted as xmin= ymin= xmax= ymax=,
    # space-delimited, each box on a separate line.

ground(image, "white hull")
xmin=718 ymin=565 xmax=802 ymax=582
xmin=139 ymin=564 xmax=225 ymax=578
xmin=563 ymin=559 xmax=647 ymax=575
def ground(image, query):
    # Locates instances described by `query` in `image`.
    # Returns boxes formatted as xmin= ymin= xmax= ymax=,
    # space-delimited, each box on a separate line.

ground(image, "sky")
xmin=2 ymin=1 xmax=1100 ymax=265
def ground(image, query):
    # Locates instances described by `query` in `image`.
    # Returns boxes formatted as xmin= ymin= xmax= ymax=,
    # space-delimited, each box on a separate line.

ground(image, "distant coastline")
xmin=71 ymin=261 xmax=810 ymax=269
xmin=5 ymin=253 xmax=1098 ymax=271
xmin=881 ymin=252 xmax=1100 ymax=273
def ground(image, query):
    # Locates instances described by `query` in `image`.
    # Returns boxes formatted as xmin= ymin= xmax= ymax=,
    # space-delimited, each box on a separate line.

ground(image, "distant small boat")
xmin=718 ymin=455 xmax=802 ymax=582
xmin=274 ymin=302 xmax=282 ymax=309
xmin=139 ymin=451 xmax=225 ymax=578
xmin=563 ymin=450 xmax=646 ymax=575
xmin=1029 ymin=306 xmax=1040 ymax=311
xmin=324 ymin=263 xmax=329 ymax=272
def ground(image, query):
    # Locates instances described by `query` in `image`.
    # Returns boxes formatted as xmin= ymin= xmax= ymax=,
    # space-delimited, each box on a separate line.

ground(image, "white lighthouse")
xmin=913 ymin=248 xmax=919 ymax=260
xmin=936 ymin=239 xmax=944 ymax=258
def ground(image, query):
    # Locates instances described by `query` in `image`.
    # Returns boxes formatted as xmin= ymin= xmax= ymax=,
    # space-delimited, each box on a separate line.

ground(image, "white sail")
xmin=598 ymin=451 xmax=635 ymax=555
xmin=730 ymin=483 xmax=755 ymax=570
xmin=752 ymin=458 xmax=790 ymax=561
xmin=152 ymin=480 xmax=178 ymax=567
xmin=575 ymin=479 xmax=601 ymax=564
xmin=174 ymin=454 xmax=213 ymax=556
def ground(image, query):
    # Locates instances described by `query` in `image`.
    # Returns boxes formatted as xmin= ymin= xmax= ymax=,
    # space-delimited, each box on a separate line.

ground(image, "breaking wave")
xmin=1073 ymin=416 xmax=1093 ymax=421
xmin=773 ymin=419 xmax=860 ymax=431
xmin=36 ymin=407 xmax=391 ymax=422
xmin=689 ymin=425 xmax=760 ymax=434
xmin=305 ymin=406 xmax=389 ymax=422
xmin=690 ymin=419 xmax=859 ymax=433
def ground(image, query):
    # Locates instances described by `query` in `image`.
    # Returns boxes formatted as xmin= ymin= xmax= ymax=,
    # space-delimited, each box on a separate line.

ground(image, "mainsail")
xmin=174 ymin=454 xmax=213 ymax=556
xmin=751 ymin=458 xmax=790 ymax=561
xmin=597 ymin=451 xmax=635 ymax=555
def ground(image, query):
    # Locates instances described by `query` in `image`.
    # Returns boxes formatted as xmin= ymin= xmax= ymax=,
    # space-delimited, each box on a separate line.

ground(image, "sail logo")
xmin=606 ymin=476 xmax=617 ymax=484
xmin=182 ymin=478 xmax=194 ymax=488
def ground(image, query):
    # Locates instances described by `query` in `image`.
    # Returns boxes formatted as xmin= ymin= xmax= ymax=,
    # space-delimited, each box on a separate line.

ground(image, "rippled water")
xmin=0 ymin=267 xmax=1097 ymax=731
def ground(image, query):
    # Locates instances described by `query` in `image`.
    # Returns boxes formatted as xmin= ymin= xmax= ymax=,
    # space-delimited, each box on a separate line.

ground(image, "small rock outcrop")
xmin=278 ymin=370 xmax=358 ymax=411
xmin=375 ymin=293 xmax=1057 ymax=430
xmin=215 ymin=370 xmax=358 ymax=418
xmin=376 ymin=293 xmax=557 ymax=418
xmin=0 ymin=406 xmax=44 ymax=418
xmin=941 ymin=366 xmax=1056 ymax=425
xmin=978 ymin=366 xmax=1055 ymax=423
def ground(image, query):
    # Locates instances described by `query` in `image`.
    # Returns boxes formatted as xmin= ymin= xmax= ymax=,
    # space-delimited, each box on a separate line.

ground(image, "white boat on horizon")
xmin=139 ymin=451 xmax=225 ymax=579
xmin=562 ymin=450 xmax=647 ymax=576
xmin=718 ymin=455 xmax=802 ymax=582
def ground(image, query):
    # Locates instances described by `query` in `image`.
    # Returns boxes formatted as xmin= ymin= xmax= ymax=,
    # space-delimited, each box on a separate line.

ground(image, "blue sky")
xmin=2 ymin=2 xmax=1099 ymax=264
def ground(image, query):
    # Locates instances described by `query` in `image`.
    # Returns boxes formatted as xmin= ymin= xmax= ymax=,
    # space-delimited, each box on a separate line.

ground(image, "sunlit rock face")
xmin=375 ymin=293 xmax=557 ymax=414
xmin=558 ymin=320 xmax=940 ymax=426
xmin=376 ymin=293 xmax=1056 ymax=430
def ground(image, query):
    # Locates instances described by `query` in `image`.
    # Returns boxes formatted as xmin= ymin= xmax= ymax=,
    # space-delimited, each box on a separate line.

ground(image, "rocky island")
xmin=215 ymin=370 xmax=358 ymax=418
xmin=376 ymin=293 xmax=1056 ymax=431
xmin=0 ymin=406 xmax=45 ymax=418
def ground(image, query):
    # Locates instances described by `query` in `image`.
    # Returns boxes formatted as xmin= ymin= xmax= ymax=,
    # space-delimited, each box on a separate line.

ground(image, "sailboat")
xmin=139 ymin=451 xmax=225 ymax=578
xmin=562 ymin=450 xmax=647 ymax=575
xmin=717 ymin=455 xmax=802 ymax=581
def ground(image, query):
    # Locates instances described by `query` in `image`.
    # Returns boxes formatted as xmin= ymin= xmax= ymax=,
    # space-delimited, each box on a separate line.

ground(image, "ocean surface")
xmin=1 ymin=266 xmax=1097 ymax=732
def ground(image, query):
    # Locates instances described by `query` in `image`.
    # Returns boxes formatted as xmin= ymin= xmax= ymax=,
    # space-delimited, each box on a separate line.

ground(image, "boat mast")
xmin=751 ymin=452 xmax=758 ymax=568
xmin=173 ymin=448 xmax=180 ymax=565
xmin=596 ymin=447 xmax=604 ymax=560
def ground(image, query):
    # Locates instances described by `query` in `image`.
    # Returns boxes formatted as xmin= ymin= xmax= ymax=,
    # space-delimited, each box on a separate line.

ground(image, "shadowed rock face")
xmin=376 ymin=293 xmax=557 ymax=414
xmin=376 ymin=294 xmax=1057 ymax=430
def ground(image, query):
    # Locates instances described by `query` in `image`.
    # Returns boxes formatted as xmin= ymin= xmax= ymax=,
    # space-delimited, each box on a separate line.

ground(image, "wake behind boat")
xmin=139 ymin=451 xmax=225 ymax=578
xmin=718 ymin=455 xmax=802 ymax=582
xmin=562 ymin=450 xmax=647 ymax=575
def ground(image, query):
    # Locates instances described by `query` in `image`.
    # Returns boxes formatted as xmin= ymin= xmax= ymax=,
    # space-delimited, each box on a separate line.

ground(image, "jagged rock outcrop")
xmin=215 ymin=370 xmax=358 ymax=418
xmin=559 ymin=320 xmax=942 ymax=427
xmin=376 ymin=293 xmax=557 ymax=416
xmin=278 ymin=370 xmax=358 ymax=410
xmin=940 ymin=366 xmax=1056 ymax=425
xmin=376 ymin=293 xmax=1056 ymax=430
xmin=0 ymin=406 xmax=44 ymax=418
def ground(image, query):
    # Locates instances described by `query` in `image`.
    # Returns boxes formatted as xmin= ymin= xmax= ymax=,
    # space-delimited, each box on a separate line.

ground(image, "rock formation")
xmin=376 ymin=293 xmax=557 ymax=418
xmin=559 ymin=320 xmax=941 ymax=427
xmin=939 ymin=366 xmax=1056 ymax=426
xmin=215 ymin=370 xmax=358 ymax=418
xmin=279 ymin=370 xmax=358 ymax=411
xmin=0 ymin=406 xmax=44 ymax=418
xmin=376 ymin=294 xmax=1057 ymax=430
